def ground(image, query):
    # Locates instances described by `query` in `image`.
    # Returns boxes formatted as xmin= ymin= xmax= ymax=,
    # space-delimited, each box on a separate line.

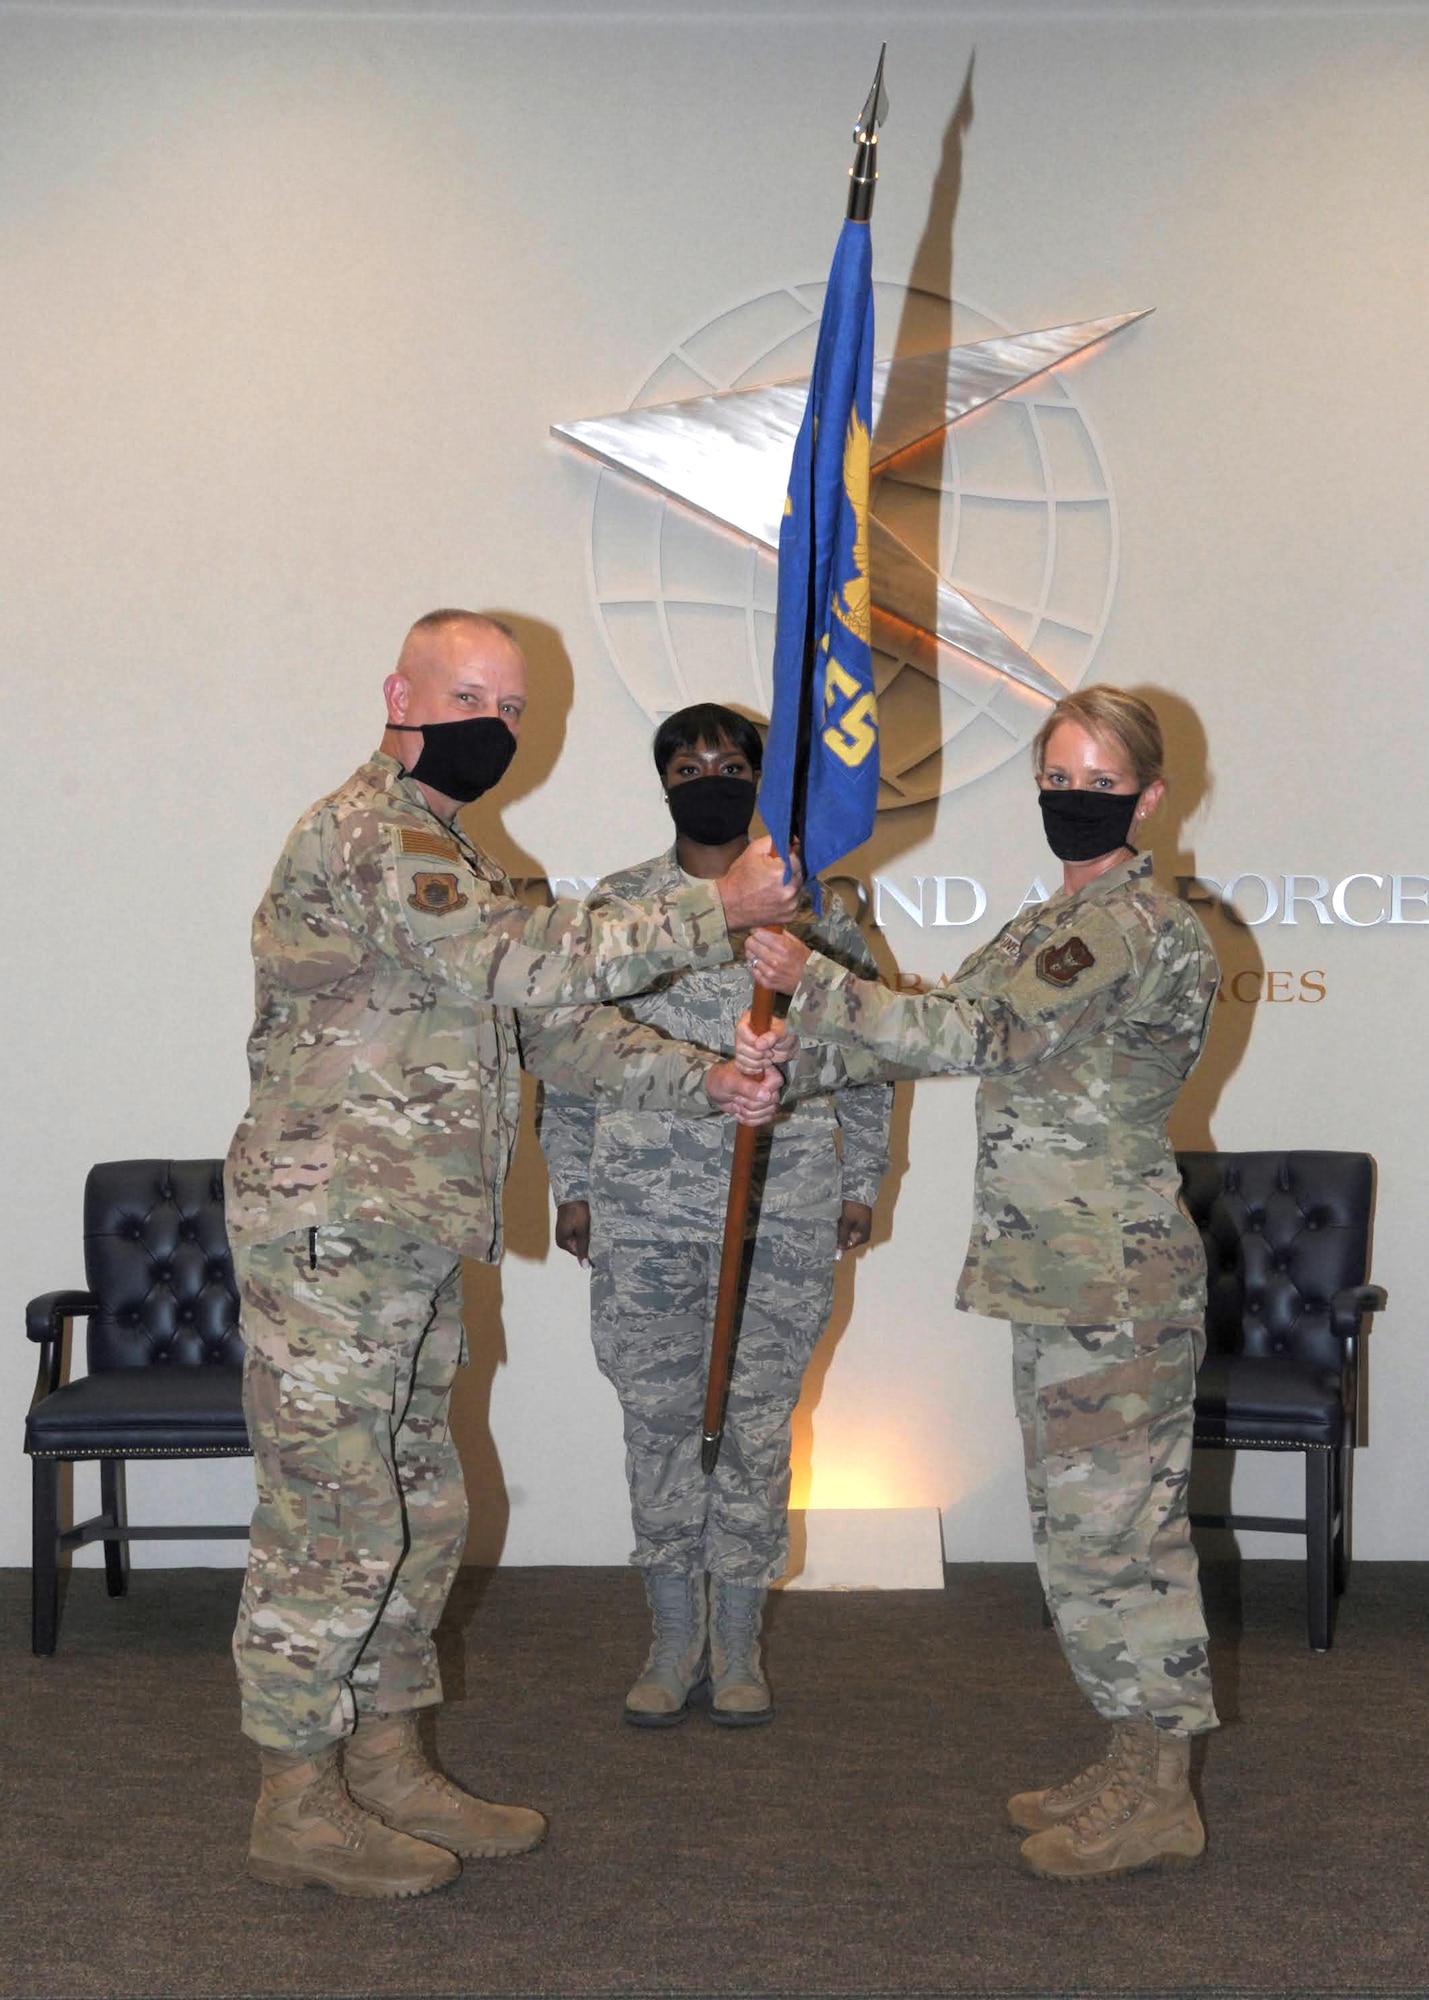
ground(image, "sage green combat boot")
xmin=623 ymin=1573 xmax=709 ymax=1727
xmin=1007 ymin=1715 xmax=1147 ymax=1833
xmin=247 ymin=1744 xmax=460 ymax=1897
xmin=345 ymin=1712 xmax=546 ymax=1859
xmin=1019 ymin=1718 xmax=1205 ymax=1880
xmin=708 ymin=1576 xmax=772 ymax=1727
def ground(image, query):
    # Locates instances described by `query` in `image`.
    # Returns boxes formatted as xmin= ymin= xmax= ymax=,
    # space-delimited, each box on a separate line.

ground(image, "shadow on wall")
xmin=857 ymin=56 xmax=977 ymax=882
xmin=1133 ymin=683 xmax=1262 ymax=1151
xmin=1133 ymin=686 xmax=1258 ymax=1570
xmin=457 ymin=611 xmax=574 ymax=883
xmin=450 ymin=1074 xmax=554 ymax=1566
xmin=786 ymin=1081 xmax=914 ymax=1522
xmin=446 ymin=610 xmax=575 ymax=1566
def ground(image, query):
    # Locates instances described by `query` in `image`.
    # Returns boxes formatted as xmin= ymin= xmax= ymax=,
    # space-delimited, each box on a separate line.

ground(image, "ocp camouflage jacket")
xmin=225 ymin=754 xmax=734 ymax=1261
xmin=786 ymin=850 xmax=1218 ymax=1322
xmin=527 ymin=848 xmax=892 ymax=1242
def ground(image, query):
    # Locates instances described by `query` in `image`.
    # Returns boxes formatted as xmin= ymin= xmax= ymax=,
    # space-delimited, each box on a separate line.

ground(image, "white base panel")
xmin=775 ymin=1507 xmax=946 ymax=1591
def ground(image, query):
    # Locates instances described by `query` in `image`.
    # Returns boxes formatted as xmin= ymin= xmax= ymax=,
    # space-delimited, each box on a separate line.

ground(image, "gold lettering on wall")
xmin=1218 ymin=971 xmax=1327 ymax=1005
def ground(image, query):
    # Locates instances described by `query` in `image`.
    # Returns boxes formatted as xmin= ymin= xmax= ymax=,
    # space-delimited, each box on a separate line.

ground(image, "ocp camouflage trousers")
xmin=231 ymin=1226 xmax=468 ymax=1753
xmin=1011 ymin=1317 xmax=1218 ymax=1736
xmin=590 ymin=1219 xmax=837 ymax=1586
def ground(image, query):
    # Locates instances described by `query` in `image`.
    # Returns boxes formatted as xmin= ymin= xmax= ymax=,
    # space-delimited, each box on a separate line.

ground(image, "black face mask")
xmin=1039 ymin=786 xmax=1140 ymax=862
xmin=389 ymin=716 xmax=517 ymax=804
xmin=665 ymin=775 xmax=759 ymax=847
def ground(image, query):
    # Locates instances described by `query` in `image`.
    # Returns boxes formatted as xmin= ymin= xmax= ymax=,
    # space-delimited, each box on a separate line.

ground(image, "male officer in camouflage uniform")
xmin=227 ymin=611 xmax=799 ymax=1896
xmin=525 ymin=703 xmax=891 ymax=1728
xmin=742 ymin=686 xmax=1219 ymax=1880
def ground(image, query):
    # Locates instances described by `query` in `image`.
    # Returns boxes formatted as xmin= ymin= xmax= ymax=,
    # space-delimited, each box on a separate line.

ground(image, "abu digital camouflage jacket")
xmin=225 ymin=754 xmax=734 ymax=1261
xmin=787 ymin=851 xmax=1218 ymax=1322
xmin=527 ymin=848 xmax=892 ymax=1242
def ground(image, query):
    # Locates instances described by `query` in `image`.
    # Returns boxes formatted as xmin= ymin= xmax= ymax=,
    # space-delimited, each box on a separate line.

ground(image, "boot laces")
xmin=719 ymin=1599 xmax=759 ymax=1644
xmin=1063 ymin=1772 xmax=1144 ymax=1841
xmin=645 ymin=1581 xmax=703 ymax=1672
xmin=306 ymin=1759 xmax=371 ymax=1841
xmin=1042 ymin=1746 xmax=1119 ymax=1812
xmin=374 ymin=1722 xmax=457 ymax=1803
xmin=1061 ymin=1729 xmax=1158 ymax=1841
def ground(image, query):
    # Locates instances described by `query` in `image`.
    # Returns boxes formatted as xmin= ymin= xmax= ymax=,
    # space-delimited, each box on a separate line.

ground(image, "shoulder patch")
xmin=1005 ymin=903 xmax=1136 ymax=1020
xmin=1036 ymin=935 xmax=1096 ymax=987
xmin=408 ymin=871 xmax=469 ymax=915
xmin=398 ymin=826 xmax=463 ymax=864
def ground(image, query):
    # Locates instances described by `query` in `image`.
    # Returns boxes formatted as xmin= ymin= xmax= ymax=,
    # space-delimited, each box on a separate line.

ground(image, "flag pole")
xmin=700 ymin=51 xmax=886 ymax=1477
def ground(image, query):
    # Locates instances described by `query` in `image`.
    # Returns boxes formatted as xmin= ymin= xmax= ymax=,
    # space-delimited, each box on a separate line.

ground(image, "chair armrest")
xmin=26 ymin=1290 xmax=98 ymax=1343
xmin=26 ymin=1290 xmax=97 ymax=1405
xmin=1329 ymin=1285 xmax=1386 ymax=1340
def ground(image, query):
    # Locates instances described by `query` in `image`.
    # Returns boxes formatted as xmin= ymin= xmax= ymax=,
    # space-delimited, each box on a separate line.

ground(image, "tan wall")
xmin=4 ymin=0 xmax=1424 ymax=1568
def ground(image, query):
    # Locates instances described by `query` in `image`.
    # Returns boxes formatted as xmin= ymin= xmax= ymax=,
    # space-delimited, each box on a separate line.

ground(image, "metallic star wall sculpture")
xmin=553 ymin=310 xmax=1148 ymax=711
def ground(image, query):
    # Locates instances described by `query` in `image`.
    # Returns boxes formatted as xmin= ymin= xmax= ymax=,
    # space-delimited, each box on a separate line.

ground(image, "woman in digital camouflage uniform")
xmin=524 ymin=703 xmax=892 ymax=1729
xmin=739 ymin=686 xmax=1219 ymax=1881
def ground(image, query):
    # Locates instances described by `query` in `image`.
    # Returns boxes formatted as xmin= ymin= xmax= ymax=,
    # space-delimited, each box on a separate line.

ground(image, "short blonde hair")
xmin=1032 ymin=685 xmax=1164 ymax=790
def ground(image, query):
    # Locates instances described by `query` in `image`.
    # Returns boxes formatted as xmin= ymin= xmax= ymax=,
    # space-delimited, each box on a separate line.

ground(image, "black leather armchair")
xmin=1177 ymin=1150 xmax=1385 ymax=1652
xmin=25 ymin=1159 xmax=250 ymax=1655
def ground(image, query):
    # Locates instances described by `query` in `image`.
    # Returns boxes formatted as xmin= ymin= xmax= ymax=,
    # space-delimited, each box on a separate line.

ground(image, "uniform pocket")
xmin=1042 ymin=1323 xmax=1197 ymax=1455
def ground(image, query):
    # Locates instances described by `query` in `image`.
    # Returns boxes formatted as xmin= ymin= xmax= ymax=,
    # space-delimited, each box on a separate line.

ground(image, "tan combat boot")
xmin=1007 ymin=1716 xmax=1145 ymax=1833
xmin=344 ymin=1712 xmax=546 ymax=1859
xmin=708 ymin=1576 xmax=772 ymax=1728
xmin=1019 ymin=1718 xmax=1205 ymax=1881
xmin=624 ymin=1573 xmax=709 ymax=1727
xmin=247 ymin=1744 xmax=460 ymax=1896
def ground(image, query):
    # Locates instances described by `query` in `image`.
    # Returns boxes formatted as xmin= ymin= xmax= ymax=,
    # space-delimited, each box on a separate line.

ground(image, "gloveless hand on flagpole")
xmin=699 ymin=49 xmax=887 ymax=1476
xmin=714 ymin=834 xmax=805 ymax=930
xmin=742 ymin=928 xmax=811 ymax=998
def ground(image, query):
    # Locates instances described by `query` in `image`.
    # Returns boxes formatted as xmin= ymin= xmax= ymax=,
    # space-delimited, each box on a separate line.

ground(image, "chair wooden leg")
xmin=31 ymin=1458 xmax=60 ymax=1656
xmin=100 ymin=1459 xmax=129 ymax=1598
xmin=1333 ymin=1447 xmax=1352 ymax=1597
xmin=1306 ymin=1450 xmax=1334 ymax=1653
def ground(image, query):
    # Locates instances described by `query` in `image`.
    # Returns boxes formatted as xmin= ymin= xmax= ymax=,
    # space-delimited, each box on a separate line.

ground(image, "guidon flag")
xmin=758 ymin=215 xmax=878 ymax=903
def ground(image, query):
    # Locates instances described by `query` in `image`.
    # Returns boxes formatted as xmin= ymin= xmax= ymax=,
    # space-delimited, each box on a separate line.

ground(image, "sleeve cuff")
xmin=788 ymin=951 xmax=859 ymax=1043
xmin=672 ymin=1056 xmax=720 ymax=1116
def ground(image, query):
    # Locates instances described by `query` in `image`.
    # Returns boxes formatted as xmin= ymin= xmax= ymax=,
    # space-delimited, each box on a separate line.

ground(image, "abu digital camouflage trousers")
xmin=231 ymin=1225 xmax=468 ymax=1753
xmin=590 ymin=1218 xmax=837 ymax=1586
xmin=1011 ymin=1317 xmax=1218 ymax=1736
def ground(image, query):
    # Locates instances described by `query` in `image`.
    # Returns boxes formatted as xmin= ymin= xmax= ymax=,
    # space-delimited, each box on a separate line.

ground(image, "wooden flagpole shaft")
xmin=699 ymin=970 xmax=779 ymax=1475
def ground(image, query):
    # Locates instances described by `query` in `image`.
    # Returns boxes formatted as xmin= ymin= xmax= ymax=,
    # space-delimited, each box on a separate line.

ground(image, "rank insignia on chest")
xmin=1036 ymin=935 xmax=1095 ymax=987
xmin=408 ymin=871 xmax=469 ymax=915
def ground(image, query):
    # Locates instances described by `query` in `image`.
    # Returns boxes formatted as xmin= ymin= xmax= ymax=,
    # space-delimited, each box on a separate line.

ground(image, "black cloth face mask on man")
xmin=388 ymin=716 xmax=517 ymax=804
xmin=665 ymin=775 xmax=759 ymax=848
xmin=1038 ymin=786 xmax=1141 ymax=863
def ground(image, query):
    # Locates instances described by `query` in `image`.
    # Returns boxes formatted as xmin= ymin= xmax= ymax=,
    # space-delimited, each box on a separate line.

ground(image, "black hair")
xmin=652 ymin=703 xmax=764 ymax=780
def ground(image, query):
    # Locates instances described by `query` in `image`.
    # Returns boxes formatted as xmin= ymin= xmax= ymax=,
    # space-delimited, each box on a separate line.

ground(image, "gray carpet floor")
xmin=3 ymin=1562 xmax=1427 ymax=2000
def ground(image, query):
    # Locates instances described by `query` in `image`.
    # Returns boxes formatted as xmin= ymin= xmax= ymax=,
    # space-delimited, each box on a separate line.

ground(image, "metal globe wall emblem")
xmin=559 ymin=285 xmax=1142 ymax=809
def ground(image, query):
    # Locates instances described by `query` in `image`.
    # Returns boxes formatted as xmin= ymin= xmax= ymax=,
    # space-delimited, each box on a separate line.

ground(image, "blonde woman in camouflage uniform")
xmin=739 ymin=687 xmax=1220 ymax=1881
xmin=525 ymin=704 xmax=891 ymax=1729
xmin=227 ymin=617 xmax=801 ymax=1897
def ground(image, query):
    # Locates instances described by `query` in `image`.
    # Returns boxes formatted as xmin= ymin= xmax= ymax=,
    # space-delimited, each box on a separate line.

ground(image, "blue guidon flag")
xmin=759 ymin=216 xmax=878 ymax=906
